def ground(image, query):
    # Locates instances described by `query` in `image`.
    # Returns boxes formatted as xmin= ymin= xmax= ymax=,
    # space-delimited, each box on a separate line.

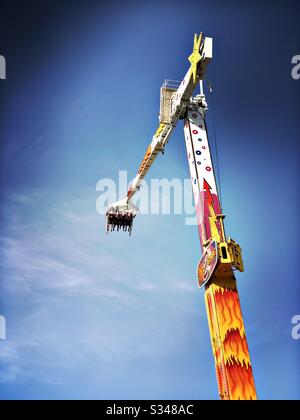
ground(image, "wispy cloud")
xmin=0 ymin=188 xmax=200 ymax=392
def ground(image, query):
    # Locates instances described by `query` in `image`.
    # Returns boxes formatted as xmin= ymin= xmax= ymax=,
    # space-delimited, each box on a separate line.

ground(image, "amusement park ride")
xmin=106 ymin=33 xmax=257 ymax=400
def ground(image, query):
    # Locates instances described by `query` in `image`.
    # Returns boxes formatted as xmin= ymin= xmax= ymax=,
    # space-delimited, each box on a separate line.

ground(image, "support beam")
xmin=184 ymin=104 xmax=257 ymax=400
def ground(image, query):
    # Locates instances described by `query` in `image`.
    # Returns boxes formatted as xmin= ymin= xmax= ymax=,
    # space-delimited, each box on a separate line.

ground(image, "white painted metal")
xmin=112 ymin=35 xmax=213 ymax=209
xmin=107 ymin=198 xmax=139 ymax=215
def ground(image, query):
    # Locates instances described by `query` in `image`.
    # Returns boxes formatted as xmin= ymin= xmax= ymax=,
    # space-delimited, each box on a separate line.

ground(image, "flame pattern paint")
xmin=205 ymin=275 xmax=257 ymax=400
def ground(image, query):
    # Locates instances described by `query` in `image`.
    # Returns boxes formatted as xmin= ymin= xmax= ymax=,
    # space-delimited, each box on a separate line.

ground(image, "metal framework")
xmin=106 ymin=33 xmax=257 ymax=400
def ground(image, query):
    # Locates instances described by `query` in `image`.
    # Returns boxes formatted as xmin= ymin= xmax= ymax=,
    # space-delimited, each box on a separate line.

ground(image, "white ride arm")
xmin=126 ymin=122 xmax=175 ymax=200
xmin=106 ymin=33 xmax=213 ymax=234
xmin=127 ymin=35 xmax=212 ymax=201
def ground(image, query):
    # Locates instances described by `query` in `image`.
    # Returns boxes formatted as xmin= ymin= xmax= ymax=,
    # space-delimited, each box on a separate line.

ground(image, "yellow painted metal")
xmin=206 ymin=201 xmax=244 ymax=272
xmin=188 ymin=32 xmax=203 ymax=84
xmin=154 ymin=123 xmax=166 ymax=138
xmin=227 ymin=239 xmax=244 ymax=272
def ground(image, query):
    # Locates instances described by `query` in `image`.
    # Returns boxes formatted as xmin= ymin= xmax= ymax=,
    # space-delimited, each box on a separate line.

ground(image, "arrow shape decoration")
xmin=203 ymin=179 xmax=214 ymax=206
xmin=203 ymin=178 xmax=222 ymax=242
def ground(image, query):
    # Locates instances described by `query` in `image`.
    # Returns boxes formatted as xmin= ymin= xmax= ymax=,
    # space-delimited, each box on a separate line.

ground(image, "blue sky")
xmin=0 ymin=0 xmax=299 ymax=400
